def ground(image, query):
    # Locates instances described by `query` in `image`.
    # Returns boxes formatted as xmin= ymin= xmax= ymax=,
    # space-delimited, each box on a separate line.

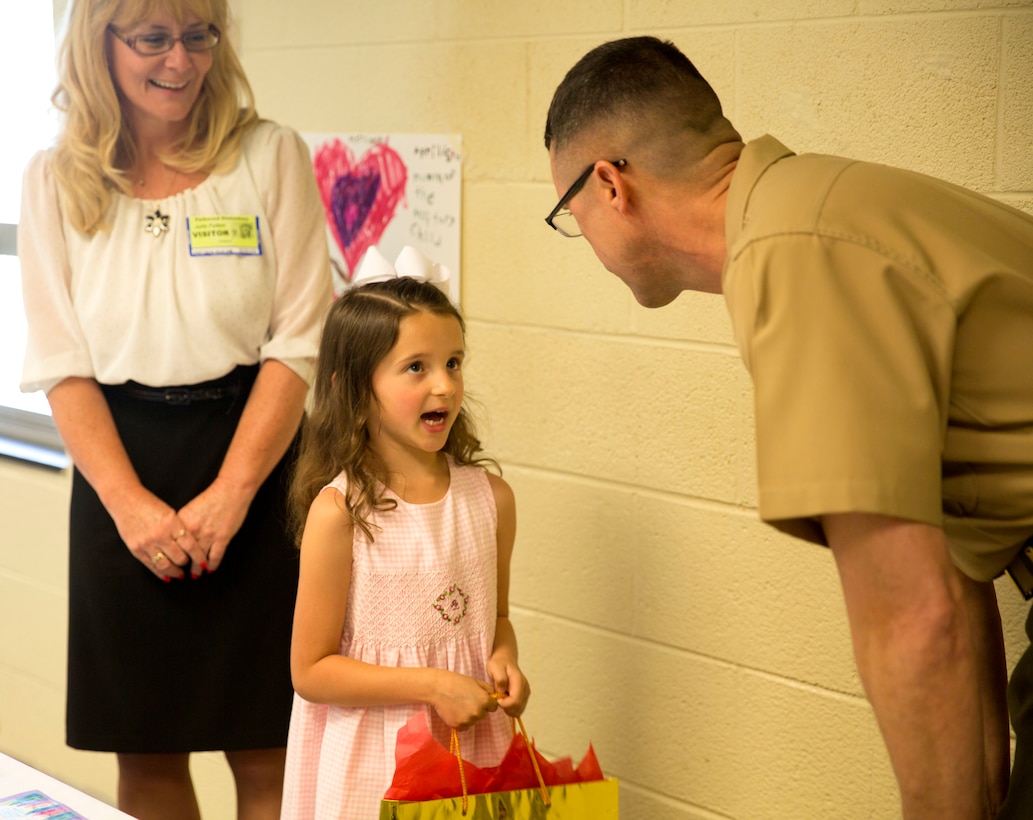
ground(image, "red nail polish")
xmin=162 ymin=576 xmax=171 ymax=583
xmin=191 ymin=572 xmax=200 ymax=580
xmin=200 ymin=562 xmax=208 ymax=571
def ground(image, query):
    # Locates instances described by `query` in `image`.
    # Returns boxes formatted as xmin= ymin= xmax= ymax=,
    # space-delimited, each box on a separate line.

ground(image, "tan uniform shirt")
xmin=723 ymin=135 xmax=1033 ymax=581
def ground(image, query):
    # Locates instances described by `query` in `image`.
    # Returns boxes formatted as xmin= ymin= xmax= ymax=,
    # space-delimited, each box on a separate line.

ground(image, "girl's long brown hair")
xmin=289 ymin=277 xmax=495 ymax=545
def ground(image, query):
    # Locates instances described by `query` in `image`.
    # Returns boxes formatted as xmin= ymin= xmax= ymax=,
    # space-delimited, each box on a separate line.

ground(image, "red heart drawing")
xmin=312 ymin=139 xmax=408 ymax=280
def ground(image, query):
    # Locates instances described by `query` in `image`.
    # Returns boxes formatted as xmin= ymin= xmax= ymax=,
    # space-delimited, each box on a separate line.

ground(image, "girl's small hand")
xmin=487 ymin=655 xmax=531 ymax=718
xmin=430 ymin=671 xmax=499 ymax=730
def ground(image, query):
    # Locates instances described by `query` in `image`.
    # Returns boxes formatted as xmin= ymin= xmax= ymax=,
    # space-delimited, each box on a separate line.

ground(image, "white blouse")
xmin=19 ymin=120 xmax=333 ymax=394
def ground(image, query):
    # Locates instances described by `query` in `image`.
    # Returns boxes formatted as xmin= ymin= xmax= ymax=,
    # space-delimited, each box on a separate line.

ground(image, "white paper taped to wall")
xmin=302 ymin=132 xmax=462 ymax=302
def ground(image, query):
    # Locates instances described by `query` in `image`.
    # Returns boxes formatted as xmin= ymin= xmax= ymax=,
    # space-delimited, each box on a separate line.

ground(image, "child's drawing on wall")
xmin=304 ymin=133 xmax=462 ymax=300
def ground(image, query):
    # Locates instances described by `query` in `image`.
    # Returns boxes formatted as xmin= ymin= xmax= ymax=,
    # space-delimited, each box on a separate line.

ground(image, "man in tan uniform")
xmin=544 ymin=36 xmax=1033 ymax=819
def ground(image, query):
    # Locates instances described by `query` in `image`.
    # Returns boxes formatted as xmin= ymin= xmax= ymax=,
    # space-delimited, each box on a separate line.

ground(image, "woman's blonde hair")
xmin=51 ymin=0 xmax=258 ymax=234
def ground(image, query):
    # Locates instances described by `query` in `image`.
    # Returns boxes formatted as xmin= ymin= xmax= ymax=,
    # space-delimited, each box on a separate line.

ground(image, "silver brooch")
xmin=145 ymin=209 xmax=170 ymax=238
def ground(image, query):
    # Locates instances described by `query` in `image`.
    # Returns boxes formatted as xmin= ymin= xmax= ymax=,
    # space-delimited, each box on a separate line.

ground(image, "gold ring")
xmin=172 ymin=529 xmax=186 ymax=540
xmin=152 ymin=551 xmax=166 ymax=565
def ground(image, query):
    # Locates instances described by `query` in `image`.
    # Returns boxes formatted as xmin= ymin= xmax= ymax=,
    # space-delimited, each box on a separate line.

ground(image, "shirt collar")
xmin=724 ymin=134 xmax=796 ymax=252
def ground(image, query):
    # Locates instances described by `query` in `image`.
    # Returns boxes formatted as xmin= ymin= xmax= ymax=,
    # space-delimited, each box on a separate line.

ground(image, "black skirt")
xmin=66 ymin=365 xmax=299 ymax=753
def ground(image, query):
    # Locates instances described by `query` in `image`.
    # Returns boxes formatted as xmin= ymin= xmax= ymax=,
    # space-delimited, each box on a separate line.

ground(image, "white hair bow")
xmin=351 ymin=245 xmax=452 ymax=295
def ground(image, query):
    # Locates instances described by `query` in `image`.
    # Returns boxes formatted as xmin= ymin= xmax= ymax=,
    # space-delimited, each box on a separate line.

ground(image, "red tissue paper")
xmin=383 ymin=713 xmax=604 ymax=802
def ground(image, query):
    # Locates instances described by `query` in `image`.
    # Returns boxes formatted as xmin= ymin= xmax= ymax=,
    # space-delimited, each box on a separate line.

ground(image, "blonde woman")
xmin=18 ymin=0 xmax=332 ymax=817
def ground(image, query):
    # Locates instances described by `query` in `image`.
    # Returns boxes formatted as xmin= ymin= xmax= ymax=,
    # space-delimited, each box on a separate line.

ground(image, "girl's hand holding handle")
xmin=487 ymin=655 xmax=531 ymax=718
xmin=428 ymin=669 xmax=499 ymax=730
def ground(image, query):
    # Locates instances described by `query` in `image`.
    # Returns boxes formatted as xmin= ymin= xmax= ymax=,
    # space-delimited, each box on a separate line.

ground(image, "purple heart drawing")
xmin=331 ymin=172 xmax=381 ymax=248
xmin=312 ymin=139 xmax=408 ymax=279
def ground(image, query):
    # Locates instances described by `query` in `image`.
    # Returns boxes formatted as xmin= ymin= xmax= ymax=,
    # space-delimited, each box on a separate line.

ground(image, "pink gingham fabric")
xmin=281 ymin=458 xmax=513 ymax=819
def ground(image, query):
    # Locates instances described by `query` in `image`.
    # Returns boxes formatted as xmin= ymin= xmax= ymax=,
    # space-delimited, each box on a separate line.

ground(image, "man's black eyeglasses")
xmin=545 ymin=159 xmax=627 ymax=238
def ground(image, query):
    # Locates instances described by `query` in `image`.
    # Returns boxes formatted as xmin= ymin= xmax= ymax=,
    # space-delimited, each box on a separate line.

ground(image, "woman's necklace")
xmin=135 ymin=163 xmax=180 ymax=238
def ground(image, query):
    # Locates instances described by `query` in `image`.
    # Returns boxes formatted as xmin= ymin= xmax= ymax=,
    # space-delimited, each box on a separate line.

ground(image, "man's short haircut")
xmin=544 ymin=36 xmax=724 ymax=153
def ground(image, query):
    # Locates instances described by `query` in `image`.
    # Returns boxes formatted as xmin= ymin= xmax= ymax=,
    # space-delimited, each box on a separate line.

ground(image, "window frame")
xmin=0 ymin=0 xmax=69 ymax=469
xmin=0 ymin=223 xmax=69 ymax=469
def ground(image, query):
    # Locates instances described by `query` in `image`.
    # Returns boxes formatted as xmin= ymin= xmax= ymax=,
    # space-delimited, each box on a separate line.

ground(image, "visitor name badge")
xmin=187 ymin=215 xmax=262 ymax=256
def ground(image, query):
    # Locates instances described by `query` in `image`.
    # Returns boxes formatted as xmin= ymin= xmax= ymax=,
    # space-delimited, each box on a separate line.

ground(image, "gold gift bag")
xmin=379 ymin=779 xmax=620 ymax=819
xmin=380 ymin=718 xmax=619 ymax=819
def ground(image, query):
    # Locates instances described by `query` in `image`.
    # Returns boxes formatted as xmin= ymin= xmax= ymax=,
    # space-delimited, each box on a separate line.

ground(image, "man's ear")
xmin=594 ymin=160 xmax=630 ymax=214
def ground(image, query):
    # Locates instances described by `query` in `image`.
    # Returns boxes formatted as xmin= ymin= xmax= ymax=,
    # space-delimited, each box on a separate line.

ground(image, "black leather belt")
xmin=119 ymin=383 xmax=243 ymax=405
xmin=112 ymin=365 xmax=256 ymax=406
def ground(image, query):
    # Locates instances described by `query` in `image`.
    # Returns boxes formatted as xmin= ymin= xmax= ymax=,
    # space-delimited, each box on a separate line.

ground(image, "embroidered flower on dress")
xmin=433 ymin=583 xmax=469 ymax=624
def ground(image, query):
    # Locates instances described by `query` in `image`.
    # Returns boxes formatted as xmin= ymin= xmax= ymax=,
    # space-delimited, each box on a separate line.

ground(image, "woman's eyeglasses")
xmin=107 ymin=25 xmax=221 ymax=56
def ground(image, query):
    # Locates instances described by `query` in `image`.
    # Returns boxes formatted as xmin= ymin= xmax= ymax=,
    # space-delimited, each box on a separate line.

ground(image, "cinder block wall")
xmin=1 ymin=2 xmax=1031 ymax=818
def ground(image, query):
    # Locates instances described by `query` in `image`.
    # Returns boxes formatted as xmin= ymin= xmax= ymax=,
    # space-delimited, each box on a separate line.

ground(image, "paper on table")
xmin=0 ymin=789 xmax=86 ymax=819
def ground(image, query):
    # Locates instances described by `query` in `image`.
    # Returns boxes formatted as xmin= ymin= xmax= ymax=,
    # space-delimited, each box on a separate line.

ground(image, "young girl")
xmin=281 ymin=247 xmax=530 ymax=819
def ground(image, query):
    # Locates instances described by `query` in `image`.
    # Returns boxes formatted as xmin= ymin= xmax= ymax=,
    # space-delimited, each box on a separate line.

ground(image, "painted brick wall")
xmin=1 ymin=2 xmax=1030 ymax=818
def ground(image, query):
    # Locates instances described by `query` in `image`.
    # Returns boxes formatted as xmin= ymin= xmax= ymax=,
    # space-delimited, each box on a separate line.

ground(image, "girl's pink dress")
xmin=281 ymin=459 xmax=513 ymax=819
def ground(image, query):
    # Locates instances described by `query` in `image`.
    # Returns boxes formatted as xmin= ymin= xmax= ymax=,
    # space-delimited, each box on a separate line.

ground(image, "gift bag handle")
xmin=448 ymin=715 xmax=550 ymax=816
xmin=448 ymin=729 xmax=470 ymax=815
xmin=515 ymin=716 xmax=551 ymax=806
